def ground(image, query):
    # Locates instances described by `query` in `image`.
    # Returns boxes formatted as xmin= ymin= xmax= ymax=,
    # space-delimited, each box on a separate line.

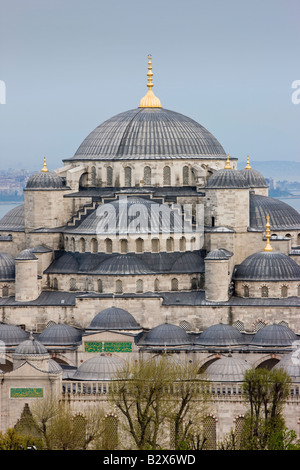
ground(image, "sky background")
xmin=0 ymin=0 xmax=299 ymax=172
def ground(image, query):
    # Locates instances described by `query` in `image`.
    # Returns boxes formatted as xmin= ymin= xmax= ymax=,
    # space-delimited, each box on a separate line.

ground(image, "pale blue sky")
xmin=0 ymin=0 xmax=299 ymax=171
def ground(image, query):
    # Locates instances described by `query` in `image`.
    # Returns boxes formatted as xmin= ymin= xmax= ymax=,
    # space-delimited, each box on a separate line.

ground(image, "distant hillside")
xmin=237 ymin=161 xmax=300 ymax=182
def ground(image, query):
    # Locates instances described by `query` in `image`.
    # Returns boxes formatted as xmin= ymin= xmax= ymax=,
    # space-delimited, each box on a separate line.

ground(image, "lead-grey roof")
xmin=45 ymin=250 xmax=205 ymax=275
xmin=88 ymin=307 xmax=141 ymax=330
xmin=240 ymin=168 xmax=268 ymax=188
xmin=204 ymin=356 xmax=252 ymax=382
xmin=251 ymin=324 xmax=298 ymax=347
xmin=250 ymin=193 xmax=300 ymax=230
xmin=138 ymin=323 xmax=192 ymax=346
xmin=0 ymin=204 xmax=24 ymax=232
xmin=38 ymin=323 xmax=83 ymax=346
xmin=0 ymin=323 xmax=29 ymax=345
xmin=67 ymin=108 xmax=227 ymax=161
xmin=274 ymin=346 xmax=300 ymax=382
xmin=233 ymin=251 xmax=300 ymax=281
xmin=206 ymin=169 xmax=249 ymax=189
xmin=26 ymin=170 xmax=66 ymax=189
xmin=0 ymin=252 xmax=15 ymax=280
xmin=196 ymin=323 xmax=246 ymax=346
xmin=72 ymin=354 xmax=124 ymax=381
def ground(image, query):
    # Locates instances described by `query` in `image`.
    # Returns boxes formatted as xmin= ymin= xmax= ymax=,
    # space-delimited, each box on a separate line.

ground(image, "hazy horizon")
xmin=0 ymin=0 xmax=299 ymax=172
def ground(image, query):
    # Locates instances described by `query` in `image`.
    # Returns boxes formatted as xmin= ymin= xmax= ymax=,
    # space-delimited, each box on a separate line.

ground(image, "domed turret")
xmin=26 ymin=158 xmax=65 ymax=190
xmin=12 ymin=333 xmax=51 ymax=371
xmin=240 ymin=156 xmax=268 ymax=195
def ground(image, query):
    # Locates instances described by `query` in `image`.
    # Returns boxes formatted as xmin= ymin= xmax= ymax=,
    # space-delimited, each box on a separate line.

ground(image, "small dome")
xmin=38 ymin=323 xmax=83 ymax=345
xmin=15 ymin=249 xmax=37 ymax=261
xmin=240 ymin=168 xmax=268 ymax=188
xmin=205 ymin=355 xmax=251 ymax=382
xmin=233 ymin=251 xmax=300 ymax=281
xmin=26 ymin=164 xmax=65 ymax=190
xmin=14 ymin=336 xmax=49 ymax=357
xmin=139 ymin=323 xmax=191 ymax=346
xmin=88 ymin=307 xmax=140 ymax=330
xmin=0 ymin=204 xmax=24 ymax=231
xmin=196 ymin=323 xmax=246 ymax=346
xmin=0 ymin=323 xmax=29 ymax=345
xmin=251 ymin=324 xmax=298 ymax=347
xmin=205 ymin=248 xmax=232 ymax=260
xmin=206 ymin=169 xmax=249 ymax=189
xmin=0 ymin=252 xmax=15 ymax=280
xmin=250 ymin=193 xmax=300 ymax=230
xmin=72 ymin=354 xmax=124 ymax=381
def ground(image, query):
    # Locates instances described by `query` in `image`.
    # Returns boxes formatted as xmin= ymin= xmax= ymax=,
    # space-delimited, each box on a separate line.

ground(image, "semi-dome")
xmin=204 ymin=355 xmax=251 ymax=382
xmin=38 ymin=323 xmax=83 ymax=345
xmin=0 ymin=204 xmax=24 ymax=231
xmin=0 ymin=252 xmax=15 ymax=280
xmin=206 ymin=168 xmax=249 ymax=189
xmin=88 ymin=307 xmax=141 ymax=330
xmin=250 ymin=193 xmax=300 ymax=230
xmin=251 ymin=324 xmax=298 ymax=347
xmin=26 ymin=158 xmax=65 ymax=190
xmin=72 ymin=354 xmax=124 ymax=381
xmin=68 ymin=108 xmax=227 ymax=162
xmin=196 ymin=323 xmax=246 ymax=346
xmin=0 ymin=323 xmax=29 ymax=345
xmin=233 ymin=251 xmax=300 ymax=281
xmin=96 ymin=254 xmax=154 ymax=275
xmin=139 ymin=323 xmax=192 ymax=346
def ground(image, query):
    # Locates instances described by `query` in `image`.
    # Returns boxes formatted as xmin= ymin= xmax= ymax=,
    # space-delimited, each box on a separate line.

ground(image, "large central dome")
xmin=71 ymin=108 xmax=226 ymax=161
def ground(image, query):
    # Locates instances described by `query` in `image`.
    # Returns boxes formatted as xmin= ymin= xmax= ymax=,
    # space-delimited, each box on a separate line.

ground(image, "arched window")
xmin=203 ymin=416 xmax=217 ymax=450
xmin=91 ymin=166 xmax=96 ymax=186
xmin=179 ymin=236 xmax=186 ymax=252
xmin=120 ymin=239 xmax=128 ymax=254
xmin=105 ymin=238 xmax=112 ymax=253
xmin=154 ymin=278 xmax=160 ymax=292
xmin=53 ymin=278 xmax=58 ymax=290
xmin=243 ymin=285 xmax=249 ymax=298
xmin=79 ymin=237 xmax=86 ymax=253
xmin=107 ymin=166 xmax=113 ymax=186
xmin=163 ymin=166 xmax=171 ymax=186
xmin=2 ymin=285 xmax=9 ymax=297
xmin=152 ymin=238 xmax=160 ymax=253
xmin=71 ymin=237 xmax=75 ymax=252
xmin=182 ymin=166 xmax=189 ymax=185
xmin=166 ymin=237 xmax=174 ymax=252
xmin=171 ymin=278 xmax=178 ymax=291
xmin=103 ymin=415 xmax=118 ymax=450
xmin=144 ymin=166 xmax=151 ymax=185
xmin=115 ymin=280 xmax=123 ymax=294
xmin=191 ymin=278 xmax=198 ymax=290
xmin=70 ymin=278 xmax=76 ymax=291
xmin=261 ymin=286 xmax=269 ymax=298
xmin=281 ymin=285 xmax=288 ymax=298
xmin=136 ymin=238 xmax=144 ymax=253
xmin=124 ymin=166 xmax=132 ymax=187
xmin=136 ymin=279 xmax=143 ymax=293
xmin=98 ymin=279 xmax=103 ymax=293
xmin=91 ymin=238 xmax=98 ymax=253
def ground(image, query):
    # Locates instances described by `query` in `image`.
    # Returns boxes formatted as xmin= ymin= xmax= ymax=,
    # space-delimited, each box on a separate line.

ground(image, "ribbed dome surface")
xmin=72 ymin=354 xmax=124 ymax=381
xmin=97 ymin=255 xmax=154 ymax=275
xmin=88 ymin=307 xmax=140 ymax=330
xmin=240 ymin=168 xmax=268 ymax=188
xmin=71 ymin=108 xmax=226 ymax=161
xmin=196 ymin=324 xmax=246 ymax=346
xmin=205 ymin=356 xmax=251 ymax=382
xmin=15 ymin=249 xmax=37 ymax=261
xmin=274 ymin=347 xmax=300 ymax=382
xmin=0 ymin=204 xmax=24 ymax=231
xmin=233 ymin=251 xmax=300 ymax=281
xmin=0 ymin=252 xmax=15 ymax=280
xmin=0 ymin=323 xmax=29 ymax=345
xmin=206 ymin=169 xmax=249 ymax=189
xmin=140 ymin=323 xmax=191 ymax=346
xmin=38 ymin=323 xmax=83 ymax=345
xmin=14 ymin=337 xmax=49 ymax=356
xmin=26 ymin=171 xmax=65 ymax=189
xmin=251 ymin=324 xmax=298 ymax=347
xmin=250 ymin=194 xmax=300 ymax=230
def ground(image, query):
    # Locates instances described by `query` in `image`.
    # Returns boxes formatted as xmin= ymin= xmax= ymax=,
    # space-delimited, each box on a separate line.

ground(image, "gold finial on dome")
xmin=41 ymin=157 xmax=49 ymax=172
xmin=139 ymin=55 xmax=162 ymax=108
xmin=224 ymin=154 xmax=232 ymax=169
xmin=245 ymin=155 xmax=252 ymax=169
xmin=264 ymin=214 xmax=273 ymax=252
